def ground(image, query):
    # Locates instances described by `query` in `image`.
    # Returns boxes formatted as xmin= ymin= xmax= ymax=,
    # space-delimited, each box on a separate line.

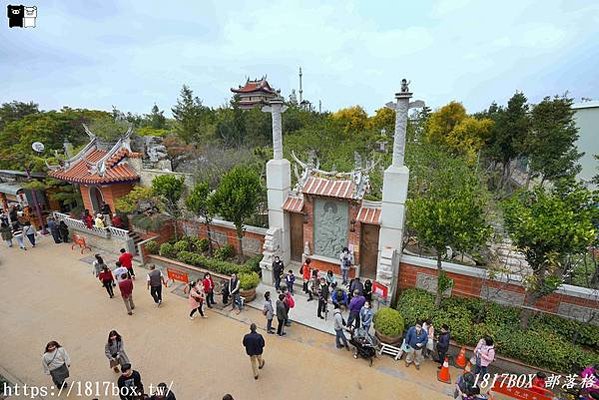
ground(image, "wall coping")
xmin=401 ymin=254 xmax=599 ymax=302
xmin=187 ymin=216 xmax=268 ymax=236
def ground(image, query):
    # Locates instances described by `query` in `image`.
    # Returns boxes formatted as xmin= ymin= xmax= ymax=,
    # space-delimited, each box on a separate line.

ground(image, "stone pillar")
xmin=376 ymin=82 xmax=412 ymax=302
xmin=260 ymin=98 xmax=291 ymax=284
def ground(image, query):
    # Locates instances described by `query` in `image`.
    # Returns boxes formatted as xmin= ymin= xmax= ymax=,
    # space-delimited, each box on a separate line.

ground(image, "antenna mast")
xmin=299 ymin=67 xmax=303 ymax=103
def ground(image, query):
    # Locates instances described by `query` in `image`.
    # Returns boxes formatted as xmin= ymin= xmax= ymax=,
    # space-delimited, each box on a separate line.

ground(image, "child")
xmin=285 ymin=270 xmax=296 ymax=295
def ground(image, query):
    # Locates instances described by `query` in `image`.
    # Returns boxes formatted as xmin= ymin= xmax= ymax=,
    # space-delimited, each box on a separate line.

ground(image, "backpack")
xmin=287 ymin=294 xmax=295 ymax=309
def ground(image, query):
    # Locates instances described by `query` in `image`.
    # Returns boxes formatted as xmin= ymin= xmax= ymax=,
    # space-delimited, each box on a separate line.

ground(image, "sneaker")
xmin=254 ymin=375 xmax=258 ymax=380
xmin=189 ymin=315 xmax=195 ymax=320
xmin=267 ymin=330 xmax=275 ymax=334
xmin=158 ymin=299 xmax=162 ymax=307
xmin=128 ymin=312 xmax=133 ymax=316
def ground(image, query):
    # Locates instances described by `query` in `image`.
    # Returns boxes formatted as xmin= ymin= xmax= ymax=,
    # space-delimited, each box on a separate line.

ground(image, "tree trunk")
xmin=236 ymin=230 xmax=244 ymax=262
xmin=172 ymin=218 xmax=178 ymax=241
xmin=435 ymin=254 xmax=443 ymax=307
xmin=519 ymin=292 xmax=540 ymax=329
xmin=205 ymin=220 xmax=213 ymax=256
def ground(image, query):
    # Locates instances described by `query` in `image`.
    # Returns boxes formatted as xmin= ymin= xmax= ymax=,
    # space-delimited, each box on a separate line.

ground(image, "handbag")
xmin=110 ymin=357 xmax=120 ymax=368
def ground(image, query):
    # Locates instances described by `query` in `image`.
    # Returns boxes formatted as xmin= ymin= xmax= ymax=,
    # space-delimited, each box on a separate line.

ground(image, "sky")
xmin=1 ymin=0 xmax=598 ymax=116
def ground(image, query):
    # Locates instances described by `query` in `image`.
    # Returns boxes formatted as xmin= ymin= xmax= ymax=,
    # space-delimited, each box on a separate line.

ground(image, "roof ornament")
xmin=83 ymin=124 xmax=96 ymax=139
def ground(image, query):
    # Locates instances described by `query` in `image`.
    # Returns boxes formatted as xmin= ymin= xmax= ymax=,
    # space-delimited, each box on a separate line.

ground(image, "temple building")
xmin=231 ymin=76 xmax=280 ymax=110
xmin=47 ymin=125 xmax=141 ymax=215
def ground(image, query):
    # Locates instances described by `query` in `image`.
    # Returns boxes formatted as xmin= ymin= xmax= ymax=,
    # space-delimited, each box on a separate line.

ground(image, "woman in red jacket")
xmin=98 ymin=266 xmax=115 ymax=298
xmin=202 ymin=272 xmax=216 ymax=309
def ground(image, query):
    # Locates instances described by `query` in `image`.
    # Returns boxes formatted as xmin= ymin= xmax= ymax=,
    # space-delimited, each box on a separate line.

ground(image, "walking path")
xmin=0 ymin=237 xmax=456 ymax=400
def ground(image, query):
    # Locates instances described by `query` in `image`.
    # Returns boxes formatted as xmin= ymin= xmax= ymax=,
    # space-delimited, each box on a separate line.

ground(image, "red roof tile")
xmin=357 ymin=205 xmax=381 ymax=225
xmin=302 ymin=176 xmax=356 ymax=199
xmin=49 ymin=148 xmax=139 ymax=185
xmin=231 ymin=78 xmax=277 ymax=94
xmin=282 ymin=196 xmax=304 ymax=213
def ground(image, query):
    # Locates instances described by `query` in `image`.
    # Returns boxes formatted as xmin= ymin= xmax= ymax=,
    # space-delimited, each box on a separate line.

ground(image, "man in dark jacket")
xmin=242 ymin=323 xmax=266 ymax=380
xmin=349 ymin=277 xmax=364 ymax=297
xmin=271 ymin=256 xmax=284 ymax=291
xmin=117 ymin=363 xmax=144 ymax=400
xmin=276 ymin=294 xmax=287 ymax=336
xmin=436 ymin=324 xmax=451 ymax=369
xmin=317 ymin=277 xmax=329 ymax=319
xmin=405 ymin=321 xmax=428 ymax=370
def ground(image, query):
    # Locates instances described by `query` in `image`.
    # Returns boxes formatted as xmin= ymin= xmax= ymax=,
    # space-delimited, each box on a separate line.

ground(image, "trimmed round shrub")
xmin=373 ymin=307 xmax=405 ymax=337
xmin=159 ymin=243 xmax=176 ymax=258
xmin=144 ymin=240 xmax=159 ymax=255
xmin=239 ymin=272 xmax=260 ymax=290
xmin=173 ymin=240 xmax=189 ymax=254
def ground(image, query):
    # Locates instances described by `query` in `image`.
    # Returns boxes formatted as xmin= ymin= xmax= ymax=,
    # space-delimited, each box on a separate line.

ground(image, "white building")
xmin=572 ymin=101 xmax=599 ymax=185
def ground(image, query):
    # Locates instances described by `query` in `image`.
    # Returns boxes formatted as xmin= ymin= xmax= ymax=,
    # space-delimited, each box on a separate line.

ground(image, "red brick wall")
xmin=79 ymin=183 xmax=134 ymax=215
xmin=178 ymin=220 xmax=265 ymax=255
xmin=398 ymin=261 xmax=598 ymax=312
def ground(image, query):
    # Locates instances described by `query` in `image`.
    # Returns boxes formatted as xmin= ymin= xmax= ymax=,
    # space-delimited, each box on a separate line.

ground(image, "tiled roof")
xmin=49 ymin=148 xmax=139 ymax=185
xmin=357 ymin=205 xmax=381 ymax=225
xmin=282 ymin=196 xmax=304 ymax=213
xmin=302 ymin=176 xmax=357 ymax=199
xmin=231 ymin=78 xmax=276 ymax=94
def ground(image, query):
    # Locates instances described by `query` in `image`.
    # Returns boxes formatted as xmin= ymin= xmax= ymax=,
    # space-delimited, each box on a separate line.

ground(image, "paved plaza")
xmin=0 ymin=238 xmax=453 ymax=399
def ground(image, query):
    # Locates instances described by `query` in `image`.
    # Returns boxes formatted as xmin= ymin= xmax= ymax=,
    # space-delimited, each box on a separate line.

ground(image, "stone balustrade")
xmin=52 ymin=211 xmax=112 ymax=239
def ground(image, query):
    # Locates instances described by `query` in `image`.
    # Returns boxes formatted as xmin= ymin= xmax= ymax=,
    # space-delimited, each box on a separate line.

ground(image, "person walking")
xmin=285 ymin=270 xmax=296 ymax=295
xmin=472 ymin=336 xmax=495 ymax=376
xmin=119 ymin=248 xmax=135 ymax=279
xmin=317 ymin=277 xmax=329 ymax=319
xmin=117 ymin=363 xmax=144 ymax=400
xmin=229 ymin=273 xmax=242 ymax=314
xmin=339 ymin=247 xmax=353 ymax=285
xmin=436 ymin=324 xmax=451 ymax=368
xmin=99 ymin=266 xmax=115 ymax=298
xmin=114 ymin=261 xmax=130 ymax=283
xmin=271 ymin=255 xmax=284 ymax=291
xmin=147 ymin=264 xmax=166 ymax=307
xmin=105 ymin=330 xmax=130 ymax=373
xmin=263 ymin=291 xmax=275 ymax=334
xmin=118 ymin=273 xmax=135 ymax=316
xmin=347 ymin=290 xmax=366 ymax=329
xmin=24 ymin=221 xmax=37 ymax=247
xmin=276 ymin=293 xmax=287 ymax=336
xmin=242 ymin=323 xmax=266 ymax=380
xmin=46 ymin=217 xmax=61 ymax=244
xmin=405 ymin=321 xmax=428 ymax=370
xmin=93 ymin=254 xmax=106 ymax=278
xmin=42 ymin=341 xmax=70 ymax=389
xmin=301 ymin=258 xmax=312 ymax=294
xmin=202 ymin=272 xmax=216 ymax=308
xmin=1 ymin=222 xmax=13 ymax=247
xmin=58 ymin=220 xmax=70 ymax=243
xmin=187 ymin=281 xmax=206 ymax=320
xmin=333 ymin=305 xmax=350 ymax=350
xmin=360 ymin=301 xmax=374 ymax=332
xmin=12 ymin=222 xmax=26 ymax=250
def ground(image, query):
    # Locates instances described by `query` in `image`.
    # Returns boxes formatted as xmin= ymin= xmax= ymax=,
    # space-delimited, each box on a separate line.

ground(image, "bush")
xmin=214 ymin=244 xmax=235 ymax=260
xmin=239 ymin=272 xmax=260 ymax=290
xmin=396 ymin=289 xmax=435 ymax=327
xmin=175 ymin=251 xmax=253 ymax=276
xmin=196 ymin=238 xmax=210 ymax=253
xmin=173 ymin=240 xmax=189 ymax=253
xmin=245 ymin=254 xmax=263 ymax=273
xmin=144 ymin=240 xmax=159 ymax=255
xmin=373 ymin=307 xmax=405 ymax=337
xmin=395 ymin=288 xmax=599 ymax=373
xmin=159 ymin=243 xmax=176 ymax=258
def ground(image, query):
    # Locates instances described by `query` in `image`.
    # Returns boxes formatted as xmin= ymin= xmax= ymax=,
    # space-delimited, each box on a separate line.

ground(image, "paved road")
xmin=0 ymin=238 xmax=453 ymax=399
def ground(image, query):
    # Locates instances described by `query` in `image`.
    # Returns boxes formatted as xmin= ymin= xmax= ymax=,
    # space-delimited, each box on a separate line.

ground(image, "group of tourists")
xmin=80 ymin=202 xmax=127 ymax=230
xmin=42 ymin=331 xmax=176 ymax=400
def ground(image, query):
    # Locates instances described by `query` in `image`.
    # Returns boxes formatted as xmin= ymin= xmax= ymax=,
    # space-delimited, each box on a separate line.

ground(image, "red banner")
xmin=490 ymin=383 xmax=552 ymax=400
xmin=167 ymin=268 xmax=189 ymax=283
xmin=373 ymin=281 xmax=388 ymax=299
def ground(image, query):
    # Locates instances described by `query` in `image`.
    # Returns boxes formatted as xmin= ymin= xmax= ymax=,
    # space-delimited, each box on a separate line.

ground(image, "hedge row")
xmin=397 ymin=289 xmax=599 ymax=373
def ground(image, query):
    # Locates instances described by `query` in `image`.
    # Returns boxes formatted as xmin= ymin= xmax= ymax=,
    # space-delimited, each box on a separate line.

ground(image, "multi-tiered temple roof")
xmin=231 ymin=76 xmax=279 ymax=110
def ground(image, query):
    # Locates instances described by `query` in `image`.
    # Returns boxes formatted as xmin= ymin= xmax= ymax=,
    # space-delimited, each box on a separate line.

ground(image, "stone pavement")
xmin=0 ymin=237 xmax=457 ymax=400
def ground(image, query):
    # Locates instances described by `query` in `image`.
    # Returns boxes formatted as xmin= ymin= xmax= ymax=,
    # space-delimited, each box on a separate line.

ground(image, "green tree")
xmin=210 ymin=166 xmax=262 ymax=260
xmin=503 ymin=182 xmax=598 ymax=328
xmin=527 ymin=95 xmax=582 ymax=184
xmin=151 ymin=175 xmax=186 ymax=240
xmin=484 ymin=93 xmax=531 ymax=191
xmin=115 ymin=185 xmax=156 ymax=214
xmin=331 ymin=105 xmax=368 ymax=134
xmin=0 ymin=101 xmax=39 ymax=130
xmin=88 ymin=116 xmax=129 ymax=141
xmin=406 ymin=150 xmax=492 ymax=306
xmin=186 ymin=181 xmax=216 ymax=255
xmin=171 ymin=85 xmax=211 ymax=143
xmin=145 ymin=104 xmax=167 ymax=129
xmin=368 ymin=107 xmax=395 ymax=133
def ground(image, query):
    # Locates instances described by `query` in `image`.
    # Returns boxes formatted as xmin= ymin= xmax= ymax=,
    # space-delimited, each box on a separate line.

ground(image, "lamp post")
xmin=29 ymin=141 xmax=47 ymax=234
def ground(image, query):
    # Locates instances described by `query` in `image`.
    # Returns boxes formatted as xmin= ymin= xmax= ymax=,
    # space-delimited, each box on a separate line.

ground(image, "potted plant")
xmin=239 ymin=272 xmax=260 ymax=303
xmin=373 ymin=307 xmax=404 ymax=346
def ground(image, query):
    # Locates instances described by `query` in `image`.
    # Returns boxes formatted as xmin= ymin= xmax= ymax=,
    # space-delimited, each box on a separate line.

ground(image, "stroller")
xmin=349 ymin=327 xmax=380 ymax=367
